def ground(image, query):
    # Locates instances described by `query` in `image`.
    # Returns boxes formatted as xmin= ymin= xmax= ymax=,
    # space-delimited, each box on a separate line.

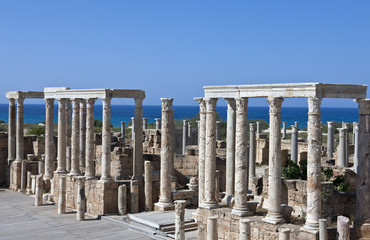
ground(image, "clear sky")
xmin=0 ymin=1 xmax=369 ymax=107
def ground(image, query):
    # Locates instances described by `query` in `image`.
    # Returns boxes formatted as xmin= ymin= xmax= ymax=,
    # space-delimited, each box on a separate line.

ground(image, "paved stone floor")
xmin=0 ymin=189 xmax=153 ymax=240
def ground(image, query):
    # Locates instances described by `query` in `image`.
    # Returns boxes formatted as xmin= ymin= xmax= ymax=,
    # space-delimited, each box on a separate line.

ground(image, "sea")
xmin=0 ymin=104 xmax=360 ymax=129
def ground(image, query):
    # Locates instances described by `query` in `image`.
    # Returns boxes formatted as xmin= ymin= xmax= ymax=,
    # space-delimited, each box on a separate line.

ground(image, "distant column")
xmin=69 ymin=98 xmax=81 ymax=176
xmin=15 ymin=97 xmax=25 ymax=162
xmin=44 ymin=98 xmax=55 ymax=181
xmin=188 ymin=122 xmax=192 ymax=145
xmin=291 ymin=125 xmax=298 ymax=163
xmin=352 ymin=121 xmax=356 ymax=144
xmin=343 ymin=123 xmax=349 ymax=166
xmin=294 ymin=121 xmax=298 ymax=129
xmin=100 ymin=98 xmax=112 ymax=182
xmin=256 ymin=121 xmax=260 ymax=135
xmin=249 ymin=123 xmax=256 ymax=180
xmin=155 ymin=118 xmax=161 ymax=130
xmin=79 ymin=100 xmax=87 ymax=168
xmin=7 ymin=98 xmax=16 ymax=164
xmin=66 ymin=99 xmax=72 ymax=172
xmin=131 ymin=117 xmax=135 ymax=140
xmin=85 ymin=98 xmax=96 ymax=179
xmin=353 ymin=122 xmax=359 ymax=173
xmin=132 ymin=98 xmax=144 ymax=180
xmin=282 ymin=122 xmax=287 ymax=139
xmin=338 ymin=128 xmax=347 ymax=167
xmin=327 ymin=122 xmax=335 ymax=158
xmin=56 ymin=98 xmax=67 ymax=174
xmin=143 ymin=118 xmax=148 ymax=130
xmin=144 ymin=161 xmax=153 ymax=211
xmin=121 ymin=121 xmax=126 ymax=140
xmin=182 ymin=120 xmax=188 ymax=155
xmin=216 ymin=120 xmax=221 ymax=140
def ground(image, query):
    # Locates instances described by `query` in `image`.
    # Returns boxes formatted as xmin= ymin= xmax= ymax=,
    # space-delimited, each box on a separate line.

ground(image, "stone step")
xmin=160 ymin=221 xmax=197 ymax=232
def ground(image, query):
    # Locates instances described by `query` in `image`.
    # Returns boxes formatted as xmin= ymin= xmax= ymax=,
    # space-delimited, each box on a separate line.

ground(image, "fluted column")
xmin=304 ymin=97 xmax=322 ymax=230
xmin=69 ymin=98 xmax=81 ymax=176
xmin=56 ymin=98 xmax=67 ymax=173
xmin=291 ymin=125 xmax=298 ymax=163
xmin=232 ymin=97 xmax=252 ymax=216
xmin=223 ymin=98 xmax=236 ymax=203
xmin=132 ymin=98 xmax=144 ymax=180
xmin=85 ymin=98 xmax=96 ymax=179
xmin=263 ymin=97 xmax=285 ymax=224
xmin=44 ymin=98 xmax=55 ymax=180
xmin=194 ymin=97 xmax=206 ymax=207
xmin=202 ymin=98 xmax=218 ymax=209
xmin=353 ymin=122 xmax=359 ymax=173
xmin=7 ymin=98 xmax=16 ymax=164
xmin=79 ymin=99 xmax=87 ymax=168
xmin=154 ymin=98 xmax=174 ymax=211
xmin=15 ymin=97 xmax=25 ymax=162
xmin=327 ymin=122 xmax=335 ymax=158
xmin=100 ymin=98 xmax=112 ymax=182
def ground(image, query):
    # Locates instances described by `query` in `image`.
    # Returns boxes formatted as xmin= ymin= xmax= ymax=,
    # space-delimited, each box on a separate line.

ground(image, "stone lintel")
xmin=6 ymin=91 xmax=44 ymax=99
xmin=44 ymin=88 xmax=145 ymax=99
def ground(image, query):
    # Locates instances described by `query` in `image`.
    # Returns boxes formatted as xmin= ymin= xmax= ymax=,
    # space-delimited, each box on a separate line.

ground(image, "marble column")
xmin=44 ymin=98 xmax=55 ymax=181
xmin=203 ymin=98 xmax=218 ymax=209
xmin=56 ymin=98 xmax=67 ymax=174
xmin=223 ymin=98 xmax=236 ymax=204
xmin=131 ymin=117 xmax=135 ymax=140
xmin=66 ymin=99 xmax=72 ymax=172
xmin=188 ymin=122 xmax=192 ymax=145
xmin=182 ymin=120 xmax=188 ymax=155
xmin=343 ymin=123 xmax=349 ymax=166
xmin=337 ymin=216 xmax=350 ymax=240
xmin=174 ymin=200 xmax=186 ymax=240
xmin=256 ymin=121 xmax=260 ymax=135
xmin=327 ymin=122 xmax=335 ymax=158
xmin=20 ymin=160 xmax=27 ymax=191
xmin=355 ymin=99 xmax=370 ymax=234
xmin=79 ymin=100 xmax=86 ymax=168
xmin=15 ymin=97 xmax=25 ymax=162
xmin=100 ymin=98 xmax=112 ymax=182
xmin=216 ymin=120 xmax=221 ymax=140
xmin=58 ymin=175 xmax=66 ymax=214
xmin=118 ymin=184 xmax=127 ymax=215
xmin=7 ymin=98 xmax=16 ymax=164
xmin=143 ymin=118 xmax=148 ymax=130
xmin=169 ymin=109 xmax=175 ymax=181
xmin=144 ymin=160 xmax=153 ymax=211
xmin=338 ymin=128 xmax=347 ymax=167
xmin=249 ymin=123 xmax=256 ymax=179
xmin=35 ymin=174 xmax=43 ymax=206
xmin=76 ymin=176 xmax=85 ymax=221
xmin=132 ymin=98 xmax=144 ymax=180
xmin=155 ymin=98 xmax=174 ymax=211
xmin=319 ymin=219 xmax=328 ymax=240
xmin=240 ymin=218 xmax=251 ymax=240
xmin=304 ymin=97 xmax=322 ymax=230
xmin=282 ymin=122 xmax=287 ymax=139
xmin=155 ymin=118 xmax=161 ymax=130
xmin=85 ymin=98 xmax=96 ymax=179
xmin=194 ymin=97 xmax=206 ymax=207
xmin=207 ymin=216 xmax=218 ymax=240
xmin=69 ymin=98 xmax=81 ymax=176
xmin=291 ymin=125 xmax=298 ymax=163
xmin=121 ymin=121 xmax=125 ymax=140
xmin=352 ymin=122 xmax=357 ymax=144
xmin=232 ymin=97 xmax=252 ymax=216
xmin=263 ymin=97 xmax=285 ymax=224
xmin=353 ymin=122 xmax=359 ymax=173
xmin=295 ymin=121 xmax=298 ymax=129
xmin=279 ymin=228 xmax=291 ymax=240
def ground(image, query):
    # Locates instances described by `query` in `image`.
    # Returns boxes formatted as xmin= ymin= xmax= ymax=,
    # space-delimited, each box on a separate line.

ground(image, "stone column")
xmin=240 ymin=218 xmax=251 ymax=240
xmin=79 ymin=100 xmax=87 ymax=168
xmin=291 ymin=125 xmax=298 ymax=163
xmin=26 ymin=171 xmax=32 ymax=194
xmin=38 ymin=160 xmax=44 ymax=175
xmin=100 ymin=98 xmax=112 ymax=182
xmin=304 ymin=97 xmax=322 ymax=230
xmin=85 ymin=98 xmax=96 ymax=179
xmin=188 ymin=122 xmax=192 ymax=145
xmin=343 ymin=123 xmax=349 ymax=166
xmin=66 ymin=100 xmax=72 ymax=172
xmin=58 ymin=175 xmax=66 ymax=214
xmin=327 ymin=122 xmax=335 ymax=158
xmin=232 ymin=97 xmax=252 ymax=216
xmin=121 ymin=121 xmax=125 ymax=140
xmin=44 ymin=98 xmax=55 ymax=181
xmin=355 ymin=99 xmax=370 ymax=235
xmin=7 ymin=98 xmax=16 ymax=164
xmin=207 ymin=216 xmax=218 ymax=240
xmin=35 ymin=174 xmax=43 ymax=206
xmin=69 ymin=98 xmax=81 ymax=176
xmin=337 ymin=216 xmax=350 ymax=240
xmin=279 ymin=228 xmax=290 ymax=240
xmin=66 ymin=146 xmax=71 ymax=172
xmin=194 ymin=97 xmax=206 ymax=207
xmin=182 ymin=120 xmax=188 ymax=155
xmin=155 ymin=118 xmax=161 ymax=130
xmin=174 ymin=200 xmax=186 ymax=240
xmin=216 ymin=120 xmax=221 ymax=140
xmin=15 ymin=97 xmax=25 ymax=162
xmin=133 ymin=98 xmax=144 ymax=180
xmin=144 ymin=161 xmax=153 ymax=211
xmin=352 ymin=122 xmax=357 ymax=144
xmin=76 ymin=176 xmax=85 ymax=221
xmin=130 ymin=180 xmax=139 ymax=213
xmin=338 ymin=128 xmax=347 ymax=167
xmin=56 ymin=99 xmax=67 ymax=174
xmin=256 ymin=121 xmax=260 ymax=135
xmin=20 ymin=160 xmax=27 ymax=191
xmin=155 ymin=98 xmax=174 ymax=211
xmin=319 ymin=219 xmax=327 ymax=240
xmin=169 ymin=109 xmax=175 ymax=181
xmin=118 ymin=184 xmax=127 ymax=215
xmin=263 ymin=97 xmax=285 ymax=224
xmin=282 ymin=122 xmax=287 ymax=139
xmin=143 ymin=118 xmax=148 ymax=130
xmin=215 ymin=170 xmax=220 ymax=202
xmin=353 ymin=122 xmax=359 ymax=173
xmin=131 ymin=117 xmax=135 ymax=140
xmin=223 ymin=98 xmax=236 ymax=204
xmin=249 ymin=123 xmax=256 ymax=179
xmin=295 ymin=121 xmax=298 ymax=129
xmin=203 ymin=98 xmax=218 ymax=209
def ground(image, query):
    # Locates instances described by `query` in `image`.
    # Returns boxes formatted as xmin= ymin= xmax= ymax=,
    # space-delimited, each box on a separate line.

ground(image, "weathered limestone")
xmin=7 ymin=98 xmax=16 ymax=164
xmin=291 ymin=125 xmax=298 ymax=163
xmin=338 ymin=128 xmax=347 ymax=167
xmin=131 ymin=117 xmax=135 ymax=141
xmin=130 ymin=180 xmax=139 ymax=213
xmin=20 ymin=160 xmax=27 ymax=191
xmin=155 ymin=98 xmax=174 ymax=211
xmin=58 ymin=175 xmax=66 ymax=214
xmin=69 ymin=98 xmax=81 ymax=175
xmin=15 ymin=97 xmax=25 ymax=162
xmin=319 ymin=219 xmax=327 ymax=240
xmin=223 ymin=98 xmax=236 ymax=204
xmin=66 ymin=99 xmax=72 ymax=172
xmin=207 ymin=216 xmax=218 ymax=240
xmin=174 ymin=200 xmax=186 ymax=240
xmin=155 ymin=118 xmax=161 ymax=130
xmin=121 ymin=121 xmax=125 ymax=141
xmin=194 ymin=97 xmax=206 ymax=207
xmin=279 ymin=228 xmax=290 ymax=240
xmin=26 ymin=171 xmax=32 ymax=194
xmin=337 ymin=216 xmax=350 ymax=240
xmin=143 ymin=118 xmax=148 ymax=130
xmin=353 ymin=122 xmax=359 ymax=173
xmin=282 ymin=122 xmax=287 ymax=139
xmin=169 ymin=109 xmax=176 ymax=181
xmin=56 ymin=98 xmax=67 ymax=174
xmin=38 ymin=160 xmax=44 ymax=175
xmin=85 ymin=98 xmax=96 ymax=179
xmin=182 ymin=120 xmax=188 ymax=155
xmin=76 ymin=176 xmax=85 ymax=221
xmin=263 ymin=97 xmax=285 ymax=224
xmin=118 ymin=184 xmax=127 ymax=215
xmin=44 ymin=98 xmax=55 ymax=181
xmin=133 ymin=98 xmax=144 ymax=180
xmin=304 ymin=97 xmax=322 ymax=230
xmin=203 ymin=98 xmax=218 ymax=209
xmin=232 ymin=97 xmax=252 ymax=216
xmin=144 ymin=161 xmax=153 ymax=211
xmin=216 ymin=120 xmax=221 ymax=140
xmin=327 ymin=122 xmax=335 ymax=158
xmin=249 ymin=123 xmax=256 ymax=179
xmin=100 ymin=98 xmax=112 ymax=182
xmin=35 ymin=174 xmax=43 ymax=206
xmin=215 ymin=170 xmax=220 ymax=202
xmin=239 ymin=218 xmax=251 ymax=240
xmin=79 ymin=99 xmax=87 ymax=168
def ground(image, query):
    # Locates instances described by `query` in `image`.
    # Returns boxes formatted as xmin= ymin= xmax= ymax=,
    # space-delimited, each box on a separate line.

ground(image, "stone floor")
xmin=0 ymin=189 xmax=153 ymax=240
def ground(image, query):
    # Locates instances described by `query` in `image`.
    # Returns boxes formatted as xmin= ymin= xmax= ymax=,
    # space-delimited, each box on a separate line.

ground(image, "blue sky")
xmin=0 ymin=1 xmax=369 ymax=107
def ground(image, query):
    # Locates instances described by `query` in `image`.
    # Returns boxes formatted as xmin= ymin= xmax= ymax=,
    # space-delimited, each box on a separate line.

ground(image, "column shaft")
xmin=249 ymin=123 xmax=256 ymax=179
xmin=66 ymin=100 xmax=72 ymax=172
xmin=15 ymin=97 xmax=25 ymax=162
xmin=79 ymin=100 xmax=87 ymax=168
xmin=69 ymin=98 xmax=81 ymax=175
xmin=133 ymin=99 xmax=144 ymax=180
xmin=338 ymin=128 xmax=347 ymax=167
xmin=85 ymin=98 xmax=96 ymax=179
xmin=44 ymin=98 xmax=55 ymax=180
xmin=8 ymin=98 xmax=16 ymax=163
xmin=291 ymin=125 xmax=298 ymax=163
xmin=282 ymin=122 xmax=287 ymax=139
xmin=225 ymin=98 xmax=236 ymax=200
xmin=56 ymin=99 xmax=67 ymax=173
xmin=131 ymin=117 xmax=135 ymax=140
xmin=100 ymin=98 xmax=112 ymax=182
xmin=327 ymin=122 xmax=334 ymax=158
xmin=182 ymin=120 xmax=188 ymax=154
xmin=353 ymin=123 xmax=359 ymax=173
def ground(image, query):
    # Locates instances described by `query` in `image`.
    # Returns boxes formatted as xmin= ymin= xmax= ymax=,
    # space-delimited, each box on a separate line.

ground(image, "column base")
xmin=302 ymin=221 xmax=319 ymax=231
xmin=231 ymin=207 xmax=253 ymax=217
xmin=200 ymin=202 xmax=219 ymax=209
xmin=85 ymin=175 xmax=97 ymax=180
xmin=262 ymin=213 xmax=285 ymax=225
xmin=98 ymin=177 xmax=113 ymax=183
xmin=154 ymin=201 xmax=175 ymax=211
xmin=55 ymin=170 xmax=68 ymax=174
xmin=68 ymin=172 xmax=82 ymax=177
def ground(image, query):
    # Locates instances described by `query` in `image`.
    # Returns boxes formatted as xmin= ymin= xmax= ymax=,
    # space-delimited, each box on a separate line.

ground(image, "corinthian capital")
xmin=266 ymin=97 xmax=283 ymax=113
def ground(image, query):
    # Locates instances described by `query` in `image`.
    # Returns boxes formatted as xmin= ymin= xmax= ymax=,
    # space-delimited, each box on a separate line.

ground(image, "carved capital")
xmin=357 ymin=99 xmax=370 ymax=115
xmin=45 ymin=98 xmax=54 ymax=110
xmin=17 ymin=97 xmax=25 ymax=106
xmin=86 ymin=98 xmax=97 ymax=107
xmin=8 ymin=98 xmax=15 ymax=106
xmin=235 ymin=97 xmax=248 ymax=112
xmin=79 ymin=99 xmax=87 ymax=108
xmin=72 ymin=98 xmax=81 ymax=109
xmin=57 ymin=98 xmax=66 ymax=110
xmin=225 ymin=98 xmax=236 ymax=111
xmin=160 ymin=98 xmax=173 ymax=111
xmin=205 ymin=98 xmax=218 ymax=112
xmin=339 ymin=128 xmax=347 ymax=138
xmin=308 ymin=97 xmax=322 ymax=114
xmin=266 ymin=97 xmax=283 ymax=113
xmin=327 ymin=121 xmax=334 ymax=128
xmin=194 ymin=97 xmax=206 ymax=113
xmin=102 ymin=98 xmax=111 ymax=109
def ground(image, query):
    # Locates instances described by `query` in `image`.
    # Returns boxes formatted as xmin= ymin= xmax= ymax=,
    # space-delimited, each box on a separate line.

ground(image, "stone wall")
xmin=0 ymin=132 xmax=9 ymax=186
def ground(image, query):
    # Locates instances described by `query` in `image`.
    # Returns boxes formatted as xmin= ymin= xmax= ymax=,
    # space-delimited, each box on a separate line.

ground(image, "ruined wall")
xmin=0 ymin=132 xmax=9 ymax=186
